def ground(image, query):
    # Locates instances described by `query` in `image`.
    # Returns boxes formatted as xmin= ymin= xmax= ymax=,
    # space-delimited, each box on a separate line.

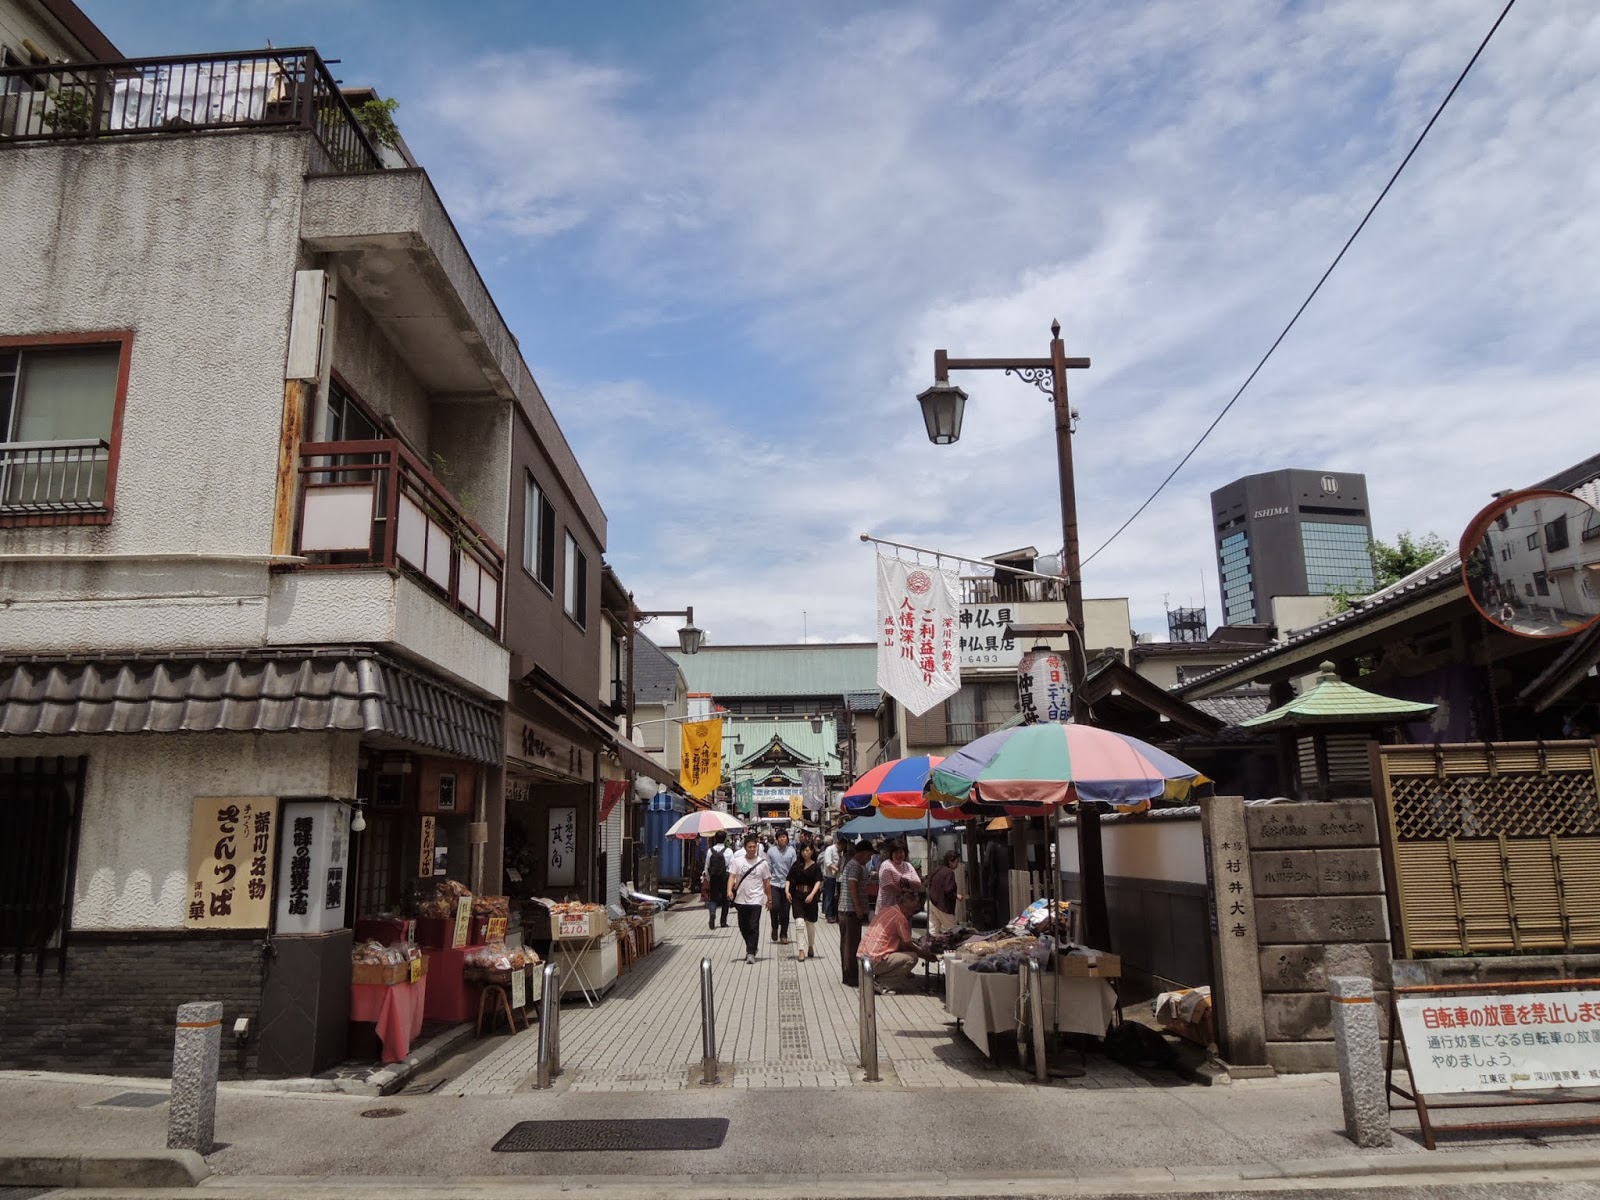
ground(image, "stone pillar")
xmin=1329 ymin=976 xmax=1391 ymax=1148
xmin=1201 ymin=796 xmax=1267 ymax=1065
xmin=167 ymin=1001 xmax=222 ymax=1155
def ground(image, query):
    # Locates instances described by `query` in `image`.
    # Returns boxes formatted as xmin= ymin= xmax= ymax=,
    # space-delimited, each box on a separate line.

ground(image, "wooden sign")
xmin=185 ymin=798 xmax=276 ymax=929
xmin=418 ymin=814 xmax=437 ymax=879
xmin=452 ymin=895 xmax=472 ymax=948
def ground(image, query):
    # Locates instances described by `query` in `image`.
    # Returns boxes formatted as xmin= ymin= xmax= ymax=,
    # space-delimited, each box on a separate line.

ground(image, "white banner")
xmin=1018 ymin=649 xmax=1072 ymax=723
xmin=876 ymin=553 xmax=962 ymax=717
xmin=1397 ymin=990 xmax=1600 ymax=1095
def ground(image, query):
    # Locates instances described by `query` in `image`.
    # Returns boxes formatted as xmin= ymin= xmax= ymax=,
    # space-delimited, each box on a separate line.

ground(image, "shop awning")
xmin=520 ymin=666 xmax=674 ymax=786
xmin=0 ymin=650 xmax=502 ymax=764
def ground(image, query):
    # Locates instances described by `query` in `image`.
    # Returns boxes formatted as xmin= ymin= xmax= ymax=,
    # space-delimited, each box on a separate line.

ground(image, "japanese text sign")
xmin=1017 ymin=650 xmax=1072 ymax=723
xmin=1398 ymin=990 xmax=1600 ymax=1095
xmin=418 ymin=814 xmax=436 ymax=879
xmin=548 ymin=806 xmax=577 ymax=887
xmin=679 ymin=719 xmax=723 ymax=800
xmin=876 ymin=553 xmax=961 ymax=716
xmin=185 ymin=797 xmax=276 ymax=929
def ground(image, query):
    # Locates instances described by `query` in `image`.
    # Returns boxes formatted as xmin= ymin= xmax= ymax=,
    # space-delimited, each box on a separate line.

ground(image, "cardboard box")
xmin=554 ymin=909 xmax=607 ymax=939
xmin=1058 ymin=951 xmax=1121 ymax=979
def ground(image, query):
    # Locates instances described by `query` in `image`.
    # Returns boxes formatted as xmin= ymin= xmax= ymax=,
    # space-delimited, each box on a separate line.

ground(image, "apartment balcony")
xmin=0 ymin=48 xmax=383 ymax=172
xmin=0 ymin=439 xmax=110 ymax=518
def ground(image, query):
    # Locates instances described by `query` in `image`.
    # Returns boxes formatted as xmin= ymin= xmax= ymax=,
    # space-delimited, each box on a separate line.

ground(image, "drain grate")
xmin=776 ymin=956 xmax=811 ymax=1057
xmin=492 ymin=1118 xmax=728 ymax=1153
xmin=95 ymin=1092 xmax=169 ymax=1108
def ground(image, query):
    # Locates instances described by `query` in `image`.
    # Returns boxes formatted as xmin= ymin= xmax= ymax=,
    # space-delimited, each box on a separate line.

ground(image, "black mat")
xmin=95 ymin=1092 xmax=169 ymax=1108
xmin=491 ymin=1117 xmax=728 ymax=1153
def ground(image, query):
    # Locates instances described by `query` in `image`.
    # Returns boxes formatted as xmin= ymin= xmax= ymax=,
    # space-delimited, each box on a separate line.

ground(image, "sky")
xmin=90 ymin=0 xmax=1600 ymax=646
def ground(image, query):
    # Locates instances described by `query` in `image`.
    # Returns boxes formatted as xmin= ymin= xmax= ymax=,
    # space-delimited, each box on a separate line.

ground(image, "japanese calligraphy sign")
xmin=1017 ymin=650 xmax=1072 ymax=723
xmin=418 ymin=814 xmax=437 ymax=879
xmin=548 ymin=805 xmax=577 ymax=887
xmin=1398 ymin=990 xmax=1600 ymax=1095
xmin=275 ymin=800 xmax=351 ymax=935
xmin=679 ymin=719 xmax=723 ymax=800
xmin=958 ymin=604 xmax=1021 ymax=668
xmin=185 ymin=797 xmax=276 ymax=929
xmin=876 ymin=553 xmax=961 ymax=716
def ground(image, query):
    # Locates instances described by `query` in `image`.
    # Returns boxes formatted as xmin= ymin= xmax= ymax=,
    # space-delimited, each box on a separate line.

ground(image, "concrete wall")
xmin=2 ymin=732 xmax=358 ymax=931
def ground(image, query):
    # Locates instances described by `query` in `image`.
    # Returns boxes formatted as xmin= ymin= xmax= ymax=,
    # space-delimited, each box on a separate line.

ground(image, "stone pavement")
xmin=448 ymin=904 xmax=1150 ymax=1094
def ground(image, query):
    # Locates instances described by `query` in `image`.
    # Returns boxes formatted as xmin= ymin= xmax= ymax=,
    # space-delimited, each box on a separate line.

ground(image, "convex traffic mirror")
xmin=1460 ymin=488 xmax=1600 ymax=639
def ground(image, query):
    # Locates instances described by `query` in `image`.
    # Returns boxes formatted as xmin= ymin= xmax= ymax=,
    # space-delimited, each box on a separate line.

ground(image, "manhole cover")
xmin=492 ymin=1118 xmax=728 ymax=1153
xmin=360 ymin=1107 xmax=407 ymax=1118
xmin=95 ymin=1092 xmax=169 ymax=1108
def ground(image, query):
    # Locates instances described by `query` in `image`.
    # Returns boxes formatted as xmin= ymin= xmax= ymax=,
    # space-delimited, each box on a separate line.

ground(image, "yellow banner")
xmin=680 ymin=718 xmax=723 ymax=800
xmin=788 ymin=796 xmax=804 ymax=822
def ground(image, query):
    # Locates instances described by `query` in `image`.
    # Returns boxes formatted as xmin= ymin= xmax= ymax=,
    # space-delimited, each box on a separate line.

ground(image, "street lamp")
xmin=624 ymin=599 xmax=704 ymax=742
xmin=919 ymin=317 xmax=1110 ymax=951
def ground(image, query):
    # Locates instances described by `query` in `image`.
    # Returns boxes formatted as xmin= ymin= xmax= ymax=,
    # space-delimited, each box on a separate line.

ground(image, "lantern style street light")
xmin=625 ymin=600 xmax=703 ymax=742
xmin=918 ymin=318 xmax=1110 ymax=950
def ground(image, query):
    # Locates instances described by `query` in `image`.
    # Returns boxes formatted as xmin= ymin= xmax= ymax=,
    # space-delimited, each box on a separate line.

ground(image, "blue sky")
xmin=90 ymin=1 xmax=1600 ymax=645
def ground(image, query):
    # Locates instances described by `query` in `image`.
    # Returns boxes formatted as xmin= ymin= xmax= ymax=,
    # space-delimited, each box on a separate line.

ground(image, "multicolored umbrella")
xmin=928 ymin=722 xmax=1211 ymax=816
xmin=841 ymin=755 xmax=946 ymax=818
xmin=664 ymin=809 xmax=745 ymax=840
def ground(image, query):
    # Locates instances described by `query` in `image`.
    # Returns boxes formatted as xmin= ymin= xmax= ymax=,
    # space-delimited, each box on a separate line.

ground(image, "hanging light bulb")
xmin=350 ymin=804 xmax=367 ymax=833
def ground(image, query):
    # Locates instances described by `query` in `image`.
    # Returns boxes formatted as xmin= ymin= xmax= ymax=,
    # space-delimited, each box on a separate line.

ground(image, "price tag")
xmin=558 ymin=917 xmax=588 ymax=938
xmin=510 ymin=964 xmax=527 ymax=1008
xmin=452 ymin=896 xmax=472 ymax=948
xmin=487 ymin=916 xmax=507 ymax=942
xmin=409 ymin=957 xmax=424 ymax=984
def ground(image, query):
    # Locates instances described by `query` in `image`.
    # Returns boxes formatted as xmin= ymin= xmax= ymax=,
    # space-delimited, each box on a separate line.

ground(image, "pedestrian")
xmin=703 ymin=832 xmax=733 ymax=930
xmin=861 ymin=887 xmax=934 ymax=994
xmin=926 ymin=849 xmax=961 ymax=934
xmin=786 ymin=842 xmax=823 ymax=962
xmin=727 ymin=832 xmax=772 ymax=964
xmin=839 ymin=839 xmax=873 ymax=986
xmin=766 ymin=829 xmax=798 ymax=944
xmin=876 ymin=839 xmax=921 ymax=916
xmin=865 ymin=841 xmax=883 ymax=911
xmin=982 ymin=832 xmax=1012 ymax=928
xmin=820 ymin=834 xmax=843 ymax=923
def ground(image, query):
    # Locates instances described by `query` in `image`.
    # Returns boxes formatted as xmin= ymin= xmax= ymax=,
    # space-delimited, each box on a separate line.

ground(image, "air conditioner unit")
xmin=0 ymin=89 xmax=47 ymax=137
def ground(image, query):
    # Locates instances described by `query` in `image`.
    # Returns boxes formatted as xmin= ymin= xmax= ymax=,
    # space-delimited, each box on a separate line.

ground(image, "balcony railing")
xmin=0 ymin=439 xmax=109 ymax=512
xmin=295 ymin=440 xmax=503 ymax=636
xmin=0 ymin=48 xmax=381 ymax=171
xmin=959 ymin=574 xmax=1065 ymax=605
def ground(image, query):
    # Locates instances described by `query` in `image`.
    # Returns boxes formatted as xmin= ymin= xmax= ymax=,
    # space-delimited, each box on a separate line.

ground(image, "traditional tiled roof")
xmin=1190 ymin=690 xmax=1273 ymax=726
xmin=722 ymin=716 xmax=841 ymax=774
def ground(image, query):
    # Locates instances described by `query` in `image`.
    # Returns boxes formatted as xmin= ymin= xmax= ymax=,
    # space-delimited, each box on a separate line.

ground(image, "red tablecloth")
xmin=421 ymin=946 xmax=486 ymax=1023
xmin=350 ymin=979 xmax=427 ymax=1063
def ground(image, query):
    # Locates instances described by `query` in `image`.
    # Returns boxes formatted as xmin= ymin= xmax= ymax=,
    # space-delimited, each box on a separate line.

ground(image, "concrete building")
xmin=1211 ymin=469 xmax=1374 ymax=626
xmin=0 ymin=5 xmax=665 ymax=1078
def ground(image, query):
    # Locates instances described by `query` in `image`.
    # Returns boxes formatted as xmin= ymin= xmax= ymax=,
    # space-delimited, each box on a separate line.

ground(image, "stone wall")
xmin=1247 ymin=801 xmax=1392 ymax=1073
xmin=0 ymin=932 xmax=265 ymax=1078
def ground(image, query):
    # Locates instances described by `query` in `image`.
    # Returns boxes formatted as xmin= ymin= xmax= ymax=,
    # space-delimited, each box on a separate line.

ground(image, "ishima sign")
xmin=876 ymin=554 xmax=961 ymax=716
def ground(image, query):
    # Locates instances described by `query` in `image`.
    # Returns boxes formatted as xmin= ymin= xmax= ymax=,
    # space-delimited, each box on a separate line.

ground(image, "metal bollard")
xmin=1026 ymin=957 xmax=1048 ymax=1082
xmin=535 ymin=962 xmax=561 ymax=1089
xmin=700 ymin=956 xmax=718 ymax=1085
xmin=858 ymin=954 xmax=880 ymax=1082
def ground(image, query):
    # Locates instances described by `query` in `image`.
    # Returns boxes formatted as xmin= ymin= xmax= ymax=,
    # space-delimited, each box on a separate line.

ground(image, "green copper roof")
xmin=720 ymin=716 xmax=841 ymax=775
xmin=665 ymin=643 xmax=879 ymax=699
xmin=1239 ymin=662 xmax=1438 ymax=729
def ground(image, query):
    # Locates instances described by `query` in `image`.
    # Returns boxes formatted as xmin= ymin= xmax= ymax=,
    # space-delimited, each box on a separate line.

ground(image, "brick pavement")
xmin=448 ymin=907 xmax=1154 ymax=1095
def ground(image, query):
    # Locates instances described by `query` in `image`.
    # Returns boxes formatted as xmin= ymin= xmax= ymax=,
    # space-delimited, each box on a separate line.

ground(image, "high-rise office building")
xmin=1211 ymin=469 xmax=1375 ymax=626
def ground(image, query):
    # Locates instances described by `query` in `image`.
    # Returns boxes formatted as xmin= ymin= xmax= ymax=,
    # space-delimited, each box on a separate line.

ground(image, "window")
xmin=1299 ymin=521 xmax=1375 ymax=597
xmin=523 ymin=474 xmax=556 ymax=590
xmin=563 ymin=530 xmax=588 ymax=627
xmin=1534 ymin=571 xmax=1549 ymax=597
xmin=1 ymin=756 xmax=86 ymax=968
xmin=1545 ymin=515 xmax=1570 ymax=553
xmin=0 ymin=336 xmax=129 ymax=522
xmin=1527 ymin=532 xmax=1541 ymax=551
xmin=325 ymin=378 xmax=381 ymax=442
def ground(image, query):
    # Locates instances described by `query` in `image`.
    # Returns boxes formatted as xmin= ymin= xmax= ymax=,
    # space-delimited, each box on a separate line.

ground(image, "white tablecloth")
xmin=944 ymin=957 xmax=1116 ymax=1056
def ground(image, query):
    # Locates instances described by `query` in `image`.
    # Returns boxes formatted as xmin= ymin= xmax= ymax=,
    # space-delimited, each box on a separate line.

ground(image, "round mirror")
xmin=1459 ymin=488 xmax=1600 ymax=638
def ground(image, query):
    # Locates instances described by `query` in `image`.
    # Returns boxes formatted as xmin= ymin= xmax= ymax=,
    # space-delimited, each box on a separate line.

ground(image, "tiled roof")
xmin=722 ymin=716 xmax=842 ymax=774
xmin=633 ymin=637 xmax=684 ymax=705
xmin=844 ymin=690 xmax=881 ymax=713
xmin=0 ymin=650 xmax=502 ymax=763
xmin=668 ymin=643 xmax=880 ymax=700
xmin=1190 ymin=690 xmax=1273 ymax=726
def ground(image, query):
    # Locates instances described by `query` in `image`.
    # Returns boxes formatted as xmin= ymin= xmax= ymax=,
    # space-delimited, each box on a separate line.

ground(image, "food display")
xmin=462 ymin=941 xmax=542 ymax=988
xmin=417 ymin=879 xmax=473 ymax=919
xmin=352 ymin=939 xmax=424 ymax=985
xmin=472 ymin=894 xmax=510 ymax=919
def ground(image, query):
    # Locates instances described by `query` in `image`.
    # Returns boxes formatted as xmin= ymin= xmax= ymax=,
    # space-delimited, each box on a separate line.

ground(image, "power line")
xmin=1081 ymin=0 xmax=1518 ymax=569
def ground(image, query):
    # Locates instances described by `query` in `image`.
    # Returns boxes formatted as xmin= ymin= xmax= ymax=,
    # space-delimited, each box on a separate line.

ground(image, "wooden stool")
xmin=476 ymin=984 xmax=521 ymax=1038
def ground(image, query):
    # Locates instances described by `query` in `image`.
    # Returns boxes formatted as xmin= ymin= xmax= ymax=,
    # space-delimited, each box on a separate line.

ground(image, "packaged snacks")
xmin=417 ymin=879 xmax=473 ymax=919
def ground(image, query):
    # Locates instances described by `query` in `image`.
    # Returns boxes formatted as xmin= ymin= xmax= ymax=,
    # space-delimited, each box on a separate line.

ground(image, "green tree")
xmin=1328 ymin=530 xmax=1449 ymax=612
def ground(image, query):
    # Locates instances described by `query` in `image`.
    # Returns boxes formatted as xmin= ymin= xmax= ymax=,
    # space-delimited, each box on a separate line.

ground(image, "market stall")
xmin=349 ymin=937 xmax=428 ymax=1063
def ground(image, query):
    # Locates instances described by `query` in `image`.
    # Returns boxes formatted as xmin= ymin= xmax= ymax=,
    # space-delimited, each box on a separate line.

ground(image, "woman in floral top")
xmin=875 ymin=840 xmax=921 ymax=916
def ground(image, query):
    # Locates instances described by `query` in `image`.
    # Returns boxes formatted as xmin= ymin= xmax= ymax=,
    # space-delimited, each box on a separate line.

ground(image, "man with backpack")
xmin=704 ymin=833 xmax=733 ymax=930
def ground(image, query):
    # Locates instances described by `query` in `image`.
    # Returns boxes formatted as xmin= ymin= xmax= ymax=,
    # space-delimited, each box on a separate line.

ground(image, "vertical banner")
xmin=548 ymin=806 xmax=578 ymax=887
xmin=800 ymin=767 xmax=825 ymax=814
xmin=680 ymin=718 xmax=723 ymax=799
xmin=876 ymin=553 xmax=962 ymax=716
xmin=275 ymin=800 xmax=350 ymax=935
xmin=734 ymin=777 xmax=754 ymax=815
xmin=1017 ymin=649 xmax=1072 ymax=723
xmin=418 ymin=814 xmax=437 ymax=879
xmin=599 ymin=779 xmax=628 ymax=824
xmin=185 ymin=797 xmax=277 ymax=929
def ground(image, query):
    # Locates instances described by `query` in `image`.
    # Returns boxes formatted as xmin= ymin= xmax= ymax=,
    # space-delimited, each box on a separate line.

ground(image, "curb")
xmin=0 ymin=1149 xmax=209 ymax=1188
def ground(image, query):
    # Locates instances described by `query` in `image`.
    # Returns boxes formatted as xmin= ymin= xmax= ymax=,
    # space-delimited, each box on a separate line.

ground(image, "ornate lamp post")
xmin=917 ymin=319 xmax=1110 ymax=950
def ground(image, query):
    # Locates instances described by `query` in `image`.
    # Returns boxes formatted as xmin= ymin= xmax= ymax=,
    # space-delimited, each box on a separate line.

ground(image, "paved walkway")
xmin=448 ymin=905 xmax=1151 ymax=1095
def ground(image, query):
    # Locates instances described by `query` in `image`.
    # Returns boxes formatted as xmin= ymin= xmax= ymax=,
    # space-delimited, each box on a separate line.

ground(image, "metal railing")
xmin=959 ymin=574 xmax=1065 ymax=605
xmin=0 ymin=48 xmax=381 ymax=171
xmin=534 ymin=962 xmax=560 ymax=1088
xmin=295 ymin=439 xmax=504 ymax=636
xmin=0 ymin=439 xmax=110 ymax=513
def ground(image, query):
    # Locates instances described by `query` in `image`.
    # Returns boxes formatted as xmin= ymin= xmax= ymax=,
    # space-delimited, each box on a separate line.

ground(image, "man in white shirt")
xmin=820 ymin=836 xmax=843 ymax=923
xmin=727 ymin=832 xmax=772 ymax=964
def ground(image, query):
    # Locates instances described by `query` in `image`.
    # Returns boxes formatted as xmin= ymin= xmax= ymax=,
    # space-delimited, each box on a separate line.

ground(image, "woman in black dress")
xmin=786 ymin=842 xmax=824 ymax=962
